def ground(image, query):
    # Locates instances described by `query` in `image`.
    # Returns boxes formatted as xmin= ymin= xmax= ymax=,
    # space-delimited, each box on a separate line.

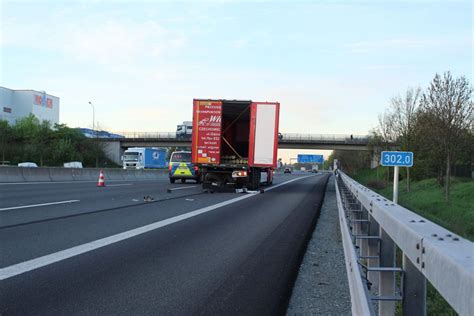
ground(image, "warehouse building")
xmin=0 ymin=86 xmax=60 ymax=125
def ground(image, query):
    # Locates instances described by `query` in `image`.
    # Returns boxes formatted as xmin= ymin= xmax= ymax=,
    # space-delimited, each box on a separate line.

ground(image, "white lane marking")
xmin=0 ymin=175 xmax=314 ymax=281
xmin=168 ymin=185 xmax=198 ymax=191
xmin=0 ymin=179 xmax=167 ymax=185
xmin=0 ymin=200 xmax=80 ymax=212
xmin=106 ymin=184 xmax=133 ymax=187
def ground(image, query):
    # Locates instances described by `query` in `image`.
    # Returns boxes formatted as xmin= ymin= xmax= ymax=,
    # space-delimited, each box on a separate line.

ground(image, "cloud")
xmin=1 ymin=9 xmax=188 ymax=67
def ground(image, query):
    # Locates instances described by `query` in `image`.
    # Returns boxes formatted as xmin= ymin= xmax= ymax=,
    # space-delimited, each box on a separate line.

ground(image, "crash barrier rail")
xmin=0 ymin=166 xmax=168 ymax=183
xmin=335 ymin=171 xmax=473 ymax=316
xmin=107 ymin=132 xmax=370 ymax=143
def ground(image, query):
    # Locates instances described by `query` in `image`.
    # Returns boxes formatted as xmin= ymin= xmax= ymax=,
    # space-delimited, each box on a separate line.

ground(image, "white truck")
xmin=176 ymin=121 xmax=192 ymax=139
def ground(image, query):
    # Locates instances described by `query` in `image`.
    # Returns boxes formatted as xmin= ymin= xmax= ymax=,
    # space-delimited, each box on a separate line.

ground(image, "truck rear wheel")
xmin=170 ymin=178 xmax=175 ymax=184
xmin=247 ymin=169 xmax=261 ymax=190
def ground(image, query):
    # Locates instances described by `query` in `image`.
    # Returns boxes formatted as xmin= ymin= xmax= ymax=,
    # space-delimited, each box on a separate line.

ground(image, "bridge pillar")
xmin=102 ymin=141 xmax=124 ymax=166
xmin=370 ymin=151 xmax=379 ymax=169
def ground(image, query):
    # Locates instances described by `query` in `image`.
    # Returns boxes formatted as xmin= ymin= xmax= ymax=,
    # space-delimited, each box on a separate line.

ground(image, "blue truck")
xmin=122 ymin=147 xmax=167 ymax=169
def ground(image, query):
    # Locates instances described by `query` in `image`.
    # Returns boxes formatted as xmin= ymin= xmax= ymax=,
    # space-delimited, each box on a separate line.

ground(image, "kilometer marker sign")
xmin=381 ymin=151 xmax=413 ymax=167
xmin=380 ymin=151 xmax=414 ymax=204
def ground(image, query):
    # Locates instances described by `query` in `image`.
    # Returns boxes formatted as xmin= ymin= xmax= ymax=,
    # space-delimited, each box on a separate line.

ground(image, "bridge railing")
xmin=335 ymin=171 xmax=473 ymax=315
xmin=110 ymin=132 xmax=177 ymax=139
xmin=282 ymin=133 xmax=369 ymax=144
xmin=106 ymin=132 xmax=370 ymax=143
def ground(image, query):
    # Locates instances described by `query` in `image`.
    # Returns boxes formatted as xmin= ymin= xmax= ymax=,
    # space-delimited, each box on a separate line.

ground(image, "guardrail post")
xmin=379 ymin=227 xmax=396 ymax=315
xmin=367 ymin=214 xmax=379 ymax=286
xmin=359 ymin=205 xmax=369 ymax=260
xmin=402 ymin=254 xmax=426 ymax=315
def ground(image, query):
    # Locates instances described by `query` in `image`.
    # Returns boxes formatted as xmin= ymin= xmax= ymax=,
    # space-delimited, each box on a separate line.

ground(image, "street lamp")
xmin=88 ymin=101 xmax=95 ymax=134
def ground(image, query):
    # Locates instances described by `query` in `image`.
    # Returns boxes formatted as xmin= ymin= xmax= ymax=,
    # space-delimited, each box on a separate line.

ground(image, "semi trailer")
xmin=191 ymin=99 xmax=280 ymax=190
xmin=122 ymin=147 xmax=167 ymax=169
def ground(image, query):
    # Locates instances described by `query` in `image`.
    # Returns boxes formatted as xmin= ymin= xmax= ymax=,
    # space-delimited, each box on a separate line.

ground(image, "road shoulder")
xmin=287 ymin=175 xmax=351 ymax=315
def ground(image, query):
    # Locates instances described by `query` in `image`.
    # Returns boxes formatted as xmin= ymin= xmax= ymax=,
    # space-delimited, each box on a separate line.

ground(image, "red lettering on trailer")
xmin=192 ymin=100 xmax=222 ymax=164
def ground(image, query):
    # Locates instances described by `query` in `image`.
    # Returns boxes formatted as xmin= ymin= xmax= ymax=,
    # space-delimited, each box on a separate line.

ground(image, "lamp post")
xmin=89 ymin=101 xmax=98 ymax=167
xmin=88 ymin=101 xmax=95 ymax=134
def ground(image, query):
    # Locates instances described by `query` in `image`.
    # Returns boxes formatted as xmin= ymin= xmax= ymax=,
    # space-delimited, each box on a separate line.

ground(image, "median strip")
xmin=0 ymin=200 xmax=80 ymax=212
xmin=0 ymin=175 xmax=313 ymax=280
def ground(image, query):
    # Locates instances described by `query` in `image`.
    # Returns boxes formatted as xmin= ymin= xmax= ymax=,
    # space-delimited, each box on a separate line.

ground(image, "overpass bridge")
xmin=104 ymin=132 xmax=370 ymax=150
xmin=101 ymin=132 xmax=372 ymax=164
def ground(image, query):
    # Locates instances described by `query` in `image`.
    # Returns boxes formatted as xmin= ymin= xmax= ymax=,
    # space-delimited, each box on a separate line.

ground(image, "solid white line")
xmin=0 ymin=200 xmax=80 ymax=212
xmin=0 ymin=179 xmax=166 ymax=185
xmin=106 ymin=184 xmax=133 ymax=187
xmin=0 ymin=175 xmax=313 ymax=280
xmin=168 ymin=185 xmax=198 ymax=191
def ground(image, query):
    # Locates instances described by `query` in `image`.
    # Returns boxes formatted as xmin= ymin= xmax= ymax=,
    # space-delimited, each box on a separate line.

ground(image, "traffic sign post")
xmin=381 ymin=151 xmax=414 ymax=203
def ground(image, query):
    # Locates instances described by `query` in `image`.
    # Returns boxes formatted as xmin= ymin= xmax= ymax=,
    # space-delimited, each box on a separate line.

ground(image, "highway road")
xmin=1 ymin=173 xmax=330 ymax=315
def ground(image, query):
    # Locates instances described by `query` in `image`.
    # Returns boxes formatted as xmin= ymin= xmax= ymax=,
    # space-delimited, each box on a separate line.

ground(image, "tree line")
xmin=333 ymin=71 xmax=473 ymax=201
xmin=0 ymin=114 xmax=111 ymax=167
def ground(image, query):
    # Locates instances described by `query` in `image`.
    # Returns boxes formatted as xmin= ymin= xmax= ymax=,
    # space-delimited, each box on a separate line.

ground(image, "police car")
xmin=168 ymin=151 xmax=200 ymax=183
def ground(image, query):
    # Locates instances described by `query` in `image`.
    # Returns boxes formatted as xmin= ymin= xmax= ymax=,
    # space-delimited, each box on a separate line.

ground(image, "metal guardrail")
xmin=335 ymin=171 xmax=474 ymax=316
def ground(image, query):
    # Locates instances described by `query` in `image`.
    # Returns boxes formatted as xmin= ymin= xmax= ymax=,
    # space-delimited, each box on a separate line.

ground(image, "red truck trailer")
xmin=192 ymin=99 xmax=280 ymax=190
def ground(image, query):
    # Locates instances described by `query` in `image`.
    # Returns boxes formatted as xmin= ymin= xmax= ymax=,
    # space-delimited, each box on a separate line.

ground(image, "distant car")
xmin=64 ymin=161 xmax=83 ymax=168
xmin=284 ymin=168 xmax=292 ymax=174
xmin=168 ymin=151 xmax=200 ymax=183
xmin=18 ymin=162 xmax=38 ymax=167
xmin=311 ymin=169 xmax=318 ymax=173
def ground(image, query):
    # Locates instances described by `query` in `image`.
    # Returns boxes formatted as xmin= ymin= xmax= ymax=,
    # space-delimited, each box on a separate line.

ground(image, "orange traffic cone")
xmin=97 ymin=169 xmax=106 ymax=187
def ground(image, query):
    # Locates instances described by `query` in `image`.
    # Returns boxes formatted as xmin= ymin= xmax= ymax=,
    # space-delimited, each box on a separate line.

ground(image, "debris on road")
xmin=235 ymin=188 xmax=261 ymax=194
xmin=143 ymin=195 xmax=154 ymax=202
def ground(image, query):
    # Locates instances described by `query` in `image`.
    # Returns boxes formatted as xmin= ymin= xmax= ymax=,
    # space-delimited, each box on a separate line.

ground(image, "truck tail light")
xmin=168 ymin=164 xmax=172 ymax=171
xmin=232 ymin=170 xmax=248 ymax=178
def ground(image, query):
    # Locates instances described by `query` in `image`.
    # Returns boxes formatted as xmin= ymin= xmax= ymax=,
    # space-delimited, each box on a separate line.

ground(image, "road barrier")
xmin=0 ymin=167 xmax=168 ymax=183
xmin=21 ymin=167 xmax=52 ymax=182
xmin=335 ymin=171 xmax=474 ymax=315
xmin=49 ymin=167 xmax=74 ymax=181
xmin=71 ymin=168 xmax=94 ymax=181
xmin=0 ymin=167 xmax=25 ymax=182
xmin=104 ymin=169 xmax=125 ymax=181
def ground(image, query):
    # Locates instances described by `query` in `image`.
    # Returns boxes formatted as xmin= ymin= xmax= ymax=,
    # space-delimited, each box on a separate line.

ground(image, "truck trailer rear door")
xmin=192 ymin=100 xmax=223 ymax=164
xmin=249 ymin=102 xmax=280 ymax=167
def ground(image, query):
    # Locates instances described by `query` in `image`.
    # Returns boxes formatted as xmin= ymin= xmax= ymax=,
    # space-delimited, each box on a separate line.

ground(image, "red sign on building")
xmin=34 ymin=95 xmax=42 ymax=105
xmin=33 ymin=95 xmax=53 ymax=109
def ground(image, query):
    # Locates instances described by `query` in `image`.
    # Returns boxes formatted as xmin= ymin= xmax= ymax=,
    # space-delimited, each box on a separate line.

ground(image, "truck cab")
xmin=176 ymin=121 xmax=192 ymax=139
xmin=123 ymin=149 xmax=143 ymax=169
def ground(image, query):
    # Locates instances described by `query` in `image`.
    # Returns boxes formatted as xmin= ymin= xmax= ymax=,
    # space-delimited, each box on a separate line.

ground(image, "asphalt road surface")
xmin=1 ymin=173 xmax=330 ymax=315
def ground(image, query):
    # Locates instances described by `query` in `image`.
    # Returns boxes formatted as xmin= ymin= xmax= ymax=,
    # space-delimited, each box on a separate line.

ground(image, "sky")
xmin=0 ymin=0 xmax=472 ymax=161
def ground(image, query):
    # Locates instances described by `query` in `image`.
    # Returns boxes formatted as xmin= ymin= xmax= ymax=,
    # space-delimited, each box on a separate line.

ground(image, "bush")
xmin=0 ymin=115 xmax=111 ymax=168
